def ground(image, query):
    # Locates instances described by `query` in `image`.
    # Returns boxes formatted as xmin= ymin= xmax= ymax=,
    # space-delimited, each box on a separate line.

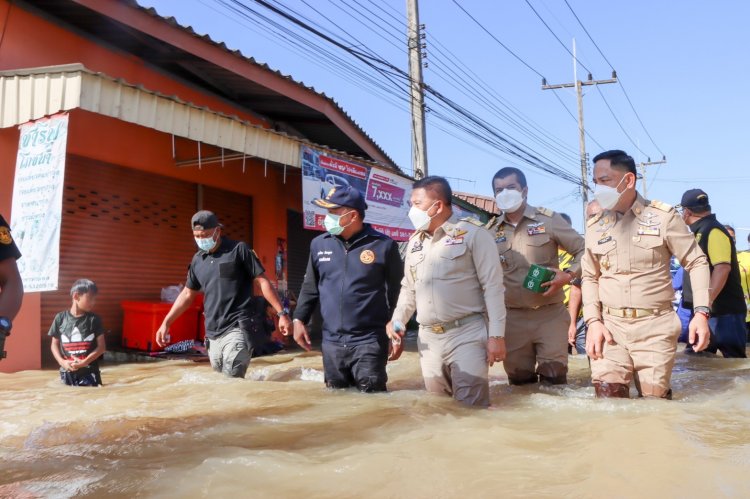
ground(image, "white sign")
xmin=301 ymin=146 xmax=414 ymax=241
xmin=10 ymin=114 xmax=69 ymax=292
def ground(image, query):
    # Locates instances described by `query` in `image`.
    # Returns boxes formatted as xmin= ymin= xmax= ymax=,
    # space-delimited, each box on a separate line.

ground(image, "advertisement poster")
xmin=10 ymin=114 xmax=69 ymax=292
xmin=301 ymin=146 xmax=414 ymax=241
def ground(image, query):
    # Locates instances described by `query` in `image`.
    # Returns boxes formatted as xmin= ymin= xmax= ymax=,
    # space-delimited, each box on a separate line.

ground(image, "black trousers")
xmin=321 ymin=337 xmax=388 ymax=392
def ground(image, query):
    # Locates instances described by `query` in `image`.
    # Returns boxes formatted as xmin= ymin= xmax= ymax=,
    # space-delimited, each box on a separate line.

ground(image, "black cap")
xmin=191 ymin=210 xmax=222 ymax=230
xmin=678 ymin=189 xmax=710 ymax=210
xmin=313 ymin=185 xmax=368 ymax=212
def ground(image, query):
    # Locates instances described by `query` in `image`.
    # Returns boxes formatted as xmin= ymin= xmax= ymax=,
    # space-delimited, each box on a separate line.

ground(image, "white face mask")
xmin=593 ymin=175 xmax=628 ymax=210
xmin=408 ymin=201 xmax=437 ymax=231
xmin=495 ymin=189 xmax=524 ymax=212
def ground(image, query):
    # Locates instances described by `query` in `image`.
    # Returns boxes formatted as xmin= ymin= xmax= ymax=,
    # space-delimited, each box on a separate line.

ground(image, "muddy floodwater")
xmin=1 ymin=345 xmax=749 ymax=498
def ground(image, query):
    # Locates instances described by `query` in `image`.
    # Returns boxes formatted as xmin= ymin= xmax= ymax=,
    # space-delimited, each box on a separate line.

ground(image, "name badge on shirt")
xmin=637 ymin=225 xmax=660 ymax=236
xmin=527 ymin=222 xmax=546 ymax=236
xmin=445 ymin=237 xmax=464 ymax=246
xmin=495 ymin=236 xmax=507 ymax=243
xmin=598 ymin=235 xmax=612 ymax=245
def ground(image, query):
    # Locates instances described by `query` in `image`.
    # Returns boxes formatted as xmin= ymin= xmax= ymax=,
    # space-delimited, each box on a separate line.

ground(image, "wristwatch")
xmin=276 ymin=308 xmax=289 ymax=318
xmin=0 ymin=316 xmax=11 ymax=334
xmin=693 ymin=306 xmax=711 ymax=319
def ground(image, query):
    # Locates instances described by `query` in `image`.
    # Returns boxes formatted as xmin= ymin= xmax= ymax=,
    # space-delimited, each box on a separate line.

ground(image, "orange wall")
xmin=0 ymin=0 xmax=268 ymax=128
xmin=0 ymin=128 xmax=42 ymax=373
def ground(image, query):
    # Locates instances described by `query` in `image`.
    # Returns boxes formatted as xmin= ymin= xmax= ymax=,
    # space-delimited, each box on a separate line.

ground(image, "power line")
xmin=562 ymin=0 xmax=665 ymax=158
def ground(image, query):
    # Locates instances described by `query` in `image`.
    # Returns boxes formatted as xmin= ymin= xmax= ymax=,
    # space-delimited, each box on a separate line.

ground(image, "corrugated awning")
xmin=0 ymin=63 xmax=375 ymax=169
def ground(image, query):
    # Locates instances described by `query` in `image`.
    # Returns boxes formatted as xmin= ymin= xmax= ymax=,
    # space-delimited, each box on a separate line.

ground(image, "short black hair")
xmin=592 ymin=150 xmax=637 ymax=175
xmin=71 ymin=279 xmax=98 ymax=297
xmin=413 ymin=176 xmax=452 ymax=205
xmin=492 ymin=167 xmax=527 ymax=189
xmin=559 ymin=213 xmax=572 ymax=225
xmin=690 ymin=205 xmax=711 ymax=215
xmin=356 ymin=209 xmax=366 ymax=221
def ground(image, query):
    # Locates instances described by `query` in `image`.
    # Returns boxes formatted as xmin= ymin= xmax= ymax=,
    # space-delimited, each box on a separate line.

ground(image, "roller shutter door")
xmin=40 ymin=156 xmax=197 ymax=365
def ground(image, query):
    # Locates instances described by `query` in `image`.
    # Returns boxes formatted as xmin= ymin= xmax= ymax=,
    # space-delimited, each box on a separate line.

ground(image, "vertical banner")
xmin=300 ymin=146 xmax=414 ymax=241
xmin=10 ymin=114 xmax=69 ymax=292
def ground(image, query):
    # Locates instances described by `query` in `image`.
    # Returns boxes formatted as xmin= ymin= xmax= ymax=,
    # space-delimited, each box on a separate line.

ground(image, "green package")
xmin=522 ymin=264 xmax=555 ymax=293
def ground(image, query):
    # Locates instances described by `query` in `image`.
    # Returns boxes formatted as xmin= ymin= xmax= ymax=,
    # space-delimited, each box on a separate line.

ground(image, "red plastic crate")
xmin=193 ymin=293 xmax=206 ymax=342
xmin=121 ymin=301 xmax=199 ymax=352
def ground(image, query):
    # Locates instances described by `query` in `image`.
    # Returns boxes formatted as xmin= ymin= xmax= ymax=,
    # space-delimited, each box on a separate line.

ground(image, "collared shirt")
xmin=186 ymin=237 xmax=265 ymax=338
xmin=487 ymin=204 xmax=585 ymax=309
xmin=392 ymin=215 xmax=506 ymax=338
xmin=581 ymin=193 xmax=710 ymax=321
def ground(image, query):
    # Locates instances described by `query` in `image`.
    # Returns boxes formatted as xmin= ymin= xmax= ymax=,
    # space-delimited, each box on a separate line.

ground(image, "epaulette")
xmin=648 ymin=200 xmax=673 ymax=212
xmin=409 ymin=230 xmax=424 ymax=240
xmin=587 ymin=212 xmax=604 ymax=227
xmin=461 ymin=217 xmax=485 ymax=227
xmin=483 ymin=216 xmax=498 ymax=230
xmin=536 ymin=206 xmax=554 ymax=217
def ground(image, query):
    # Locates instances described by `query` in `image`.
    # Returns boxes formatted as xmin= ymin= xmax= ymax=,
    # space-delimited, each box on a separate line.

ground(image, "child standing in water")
xmin=49 ymin=279 xmax=106 ymax=386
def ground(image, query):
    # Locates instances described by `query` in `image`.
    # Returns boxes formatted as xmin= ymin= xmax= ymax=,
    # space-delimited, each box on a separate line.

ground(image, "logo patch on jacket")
xmin=360 ymin=249 xmax=375 ymax=264
xmin=0 ymin=227 xmax=11 ymax=245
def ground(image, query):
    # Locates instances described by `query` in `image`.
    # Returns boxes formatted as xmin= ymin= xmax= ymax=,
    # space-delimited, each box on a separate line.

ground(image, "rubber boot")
xmin=593 ymin=382 xmax=630 ymax=398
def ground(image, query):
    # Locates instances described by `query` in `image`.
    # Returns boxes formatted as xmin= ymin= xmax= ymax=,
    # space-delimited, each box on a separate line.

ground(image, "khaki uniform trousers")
xmin=504 ymin=302 xmax=569 ymax=384
xmin=417 ymin=318 xmax=489 ymax=407
xmin=591 ymin=311 xmax=681 ymax=398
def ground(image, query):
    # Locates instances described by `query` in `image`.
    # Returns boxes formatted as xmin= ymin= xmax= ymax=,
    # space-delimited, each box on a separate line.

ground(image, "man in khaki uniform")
xmin=388 ymin=176 xmax=506 ymax=407
xmin=582 ymin=150 xmax=711 ymax=399
xmin=488 ymin=167 xmax=585 ymax=384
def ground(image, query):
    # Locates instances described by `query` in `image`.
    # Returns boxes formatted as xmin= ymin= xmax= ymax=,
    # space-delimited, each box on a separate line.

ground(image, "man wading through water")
xmin=156 ymin=211 xmax=291 ymax=377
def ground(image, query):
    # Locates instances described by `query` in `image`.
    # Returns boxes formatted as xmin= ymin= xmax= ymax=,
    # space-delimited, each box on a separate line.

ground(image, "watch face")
xmin=0 ymin=317 xmax=10 ymax=329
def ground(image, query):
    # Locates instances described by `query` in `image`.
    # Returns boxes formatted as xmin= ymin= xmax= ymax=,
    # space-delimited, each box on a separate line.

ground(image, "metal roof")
xmin=18 ymin=0 xmax=400 ymax=170
xmin=454 ymin=191 xmax=500 ymax=215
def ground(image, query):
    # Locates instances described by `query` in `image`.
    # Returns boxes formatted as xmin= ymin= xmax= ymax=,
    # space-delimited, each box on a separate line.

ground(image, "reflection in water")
xmin=1 ymin=347 xmax=748 ymax=498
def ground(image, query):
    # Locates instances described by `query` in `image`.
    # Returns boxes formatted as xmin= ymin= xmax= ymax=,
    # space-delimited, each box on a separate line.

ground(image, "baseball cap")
xmin=678 ymin=189 xmax=710 ymax=210
xmin=191 ymin=210 xmax=223 ymax=230
xmin=313 ymin=185 xmax=368 ymax=212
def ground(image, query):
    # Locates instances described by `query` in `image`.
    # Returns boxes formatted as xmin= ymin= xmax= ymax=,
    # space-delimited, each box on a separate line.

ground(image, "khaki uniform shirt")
xmin=487 ymin=204 xmax=585 ymax=309
xmin=392 ymin=215 xmax=506 ymax=338
xmin=582 ymin=194 xmax=710 ymax=321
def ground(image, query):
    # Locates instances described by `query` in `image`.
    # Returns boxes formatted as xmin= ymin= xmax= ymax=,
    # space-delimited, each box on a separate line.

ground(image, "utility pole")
xmin=638 ymin=157 xmax=667 ymax=198
xmin=406 ymin=0 xmax=428 ymax=179
xmin=542 ymin=39 xmax=617 ymax=222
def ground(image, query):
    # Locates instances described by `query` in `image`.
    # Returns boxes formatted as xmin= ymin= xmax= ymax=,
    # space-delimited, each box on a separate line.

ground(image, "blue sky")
xmin=138 ymin=0 xmax=750 ymax=244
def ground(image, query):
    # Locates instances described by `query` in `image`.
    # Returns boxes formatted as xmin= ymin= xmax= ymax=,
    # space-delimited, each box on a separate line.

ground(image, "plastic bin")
xmin=193 ymin=293 xmax=206 ymax=342
xmin=121 ymin=301 xmax=199 ymax=351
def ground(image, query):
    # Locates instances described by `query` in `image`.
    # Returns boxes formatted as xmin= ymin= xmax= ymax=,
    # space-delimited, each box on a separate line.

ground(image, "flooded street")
xmin=1 ymin=346 xmax=749 ymax=498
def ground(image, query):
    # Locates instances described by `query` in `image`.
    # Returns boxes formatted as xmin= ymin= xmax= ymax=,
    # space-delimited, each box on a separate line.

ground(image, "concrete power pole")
xmin=638 ymin=157 xmax=667 ymax=198
xmin=406 ymin=0 xmax=428 ymax=179
xmin=542 ymin=39 xmax=617 ymax=221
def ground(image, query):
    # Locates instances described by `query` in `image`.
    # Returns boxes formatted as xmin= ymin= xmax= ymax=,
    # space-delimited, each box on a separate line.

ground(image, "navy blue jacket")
xmin=293 ymin=224 xmax=403 ymax=344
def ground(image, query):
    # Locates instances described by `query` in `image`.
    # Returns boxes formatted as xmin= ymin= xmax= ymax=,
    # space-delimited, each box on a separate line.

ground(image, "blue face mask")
xmin=194 ymin=229 xmax=218 ymax=252
xmin=323 ymin=211 xmax=353 ymax=236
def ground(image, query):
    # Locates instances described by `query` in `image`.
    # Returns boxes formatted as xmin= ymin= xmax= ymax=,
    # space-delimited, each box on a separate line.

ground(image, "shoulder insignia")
xmin=484 ymin=216 xmax=498 ymax=230
xmin=536 ymin=206 xmax=554 ymax=217
xmin=460 ymin=217 xmax=485 ymax=227
xmin=586 ymin=212 xmax=604 ymax=227
xmin=648 ymin=200 xmax=673 ymax=212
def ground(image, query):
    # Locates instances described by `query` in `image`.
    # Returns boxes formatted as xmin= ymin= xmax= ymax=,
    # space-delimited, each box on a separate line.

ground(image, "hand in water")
xmin=387 ymin=321 xmax=405 ymax=361
xmin=293 ymin=320 xmax=312 ymax=352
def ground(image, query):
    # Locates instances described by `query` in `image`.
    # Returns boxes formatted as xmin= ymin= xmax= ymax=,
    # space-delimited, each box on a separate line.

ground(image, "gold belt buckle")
xmin=623 ymin=308 xmax=636 ymax=318
xmin=431 ymin=324 xmax=445 ymax=334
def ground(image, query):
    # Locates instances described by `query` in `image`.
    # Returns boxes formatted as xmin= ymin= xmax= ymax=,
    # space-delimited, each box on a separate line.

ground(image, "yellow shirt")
xmin=559 ymin=248 xmax=575 ymax=306
xmin=737 ymin=250 xmax=750 ymax=322
xmin=705 ymin=228 xmax=732 ymax=264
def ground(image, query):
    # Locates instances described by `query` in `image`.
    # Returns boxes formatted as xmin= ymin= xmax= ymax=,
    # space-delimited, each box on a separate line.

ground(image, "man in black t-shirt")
xmin=0 ymin=214 xmax=23 ymax=362
xmin=156 ymin=211 xmax=291 ymax=378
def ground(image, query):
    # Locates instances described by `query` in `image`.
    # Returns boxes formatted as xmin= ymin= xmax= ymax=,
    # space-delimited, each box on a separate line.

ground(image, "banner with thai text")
xmin=10 ymin=114 xmax=69 ymax=292
xmin=301 ymin=146 xmax=414 ymax=241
